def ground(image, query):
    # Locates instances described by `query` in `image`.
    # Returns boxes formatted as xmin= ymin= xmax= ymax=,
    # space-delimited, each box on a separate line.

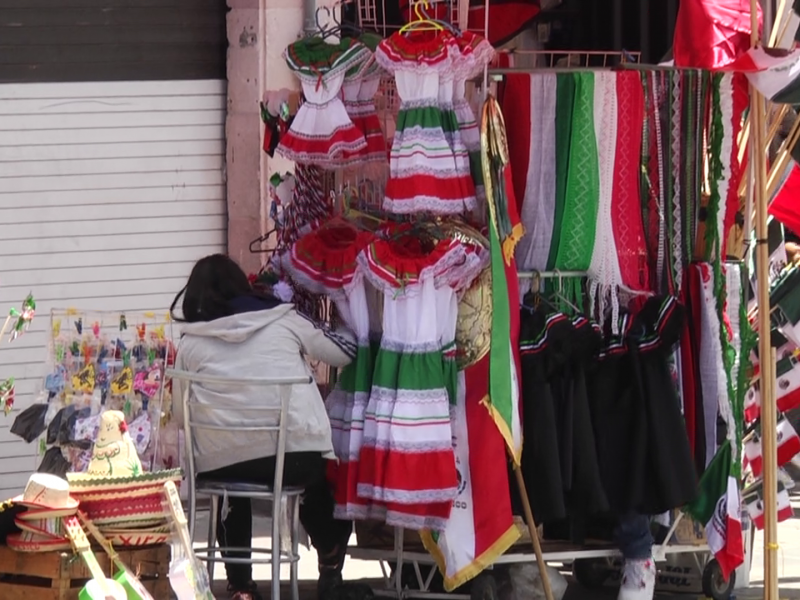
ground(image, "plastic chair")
xmin=167 ymin=369 xmax=313 ymax=600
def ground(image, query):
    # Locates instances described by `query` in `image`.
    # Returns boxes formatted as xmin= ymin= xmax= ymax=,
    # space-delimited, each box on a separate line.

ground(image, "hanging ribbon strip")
xmin=512 ymin=73 xmax=558 ymax=284
xmin=588 ymin=71 xmax=622 ymax=329
xmin=553 ymin=72 xmax=599 ymax=306
xmin=704 ymin=73 xmax=741 ymax=467
xmin=611 ymin=71 xmax=649 ymax=294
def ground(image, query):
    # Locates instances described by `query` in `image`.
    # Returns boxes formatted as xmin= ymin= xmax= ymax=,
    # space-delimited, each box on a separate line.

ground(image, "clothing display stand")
xmin=281 ymin=0 xmax=761 ymax=598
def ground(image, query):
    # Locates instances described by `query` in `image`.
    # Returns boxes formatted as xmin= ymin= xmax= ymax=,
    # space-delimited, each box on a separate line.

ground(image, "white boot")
xmin=617 ymin=557 xmax=656 ymax=600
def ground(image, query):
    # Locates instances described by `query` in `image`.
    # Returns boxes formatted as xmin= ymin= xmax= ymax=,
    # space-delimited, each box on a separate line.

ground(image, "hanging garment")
xmin=420 ymin=268 xmax=520 ymax=592
xmin=356 ymin=231 xmax=487 ymax=530
xmin=376 ymin=31 xmax=476 ymax=215
xmin=337 ymin=33 xmax=387 ymax=166
xmin=589 ymin=296 xmax=698 ymax=515
xmin=771 ymin=164 xmax=800 ymax=237
xmin=553 ymin=316 xmax=609 ymax=537
xmin=278 ymin=221 xmax=379 ymax=520
xmin=518 ymin=309 xmax=573 ymax=523
xmin=438 ymin=46 xmax=477 ymax=211
xmin=503 ymin=72 xmax=558 ymax=289
xmin=452 ymin=32 xmax=495 ymax=220
xmin=518 ymin=309 xmax=609 ymax=537
xmin=278 ymin=37 xmax=370 ymax=167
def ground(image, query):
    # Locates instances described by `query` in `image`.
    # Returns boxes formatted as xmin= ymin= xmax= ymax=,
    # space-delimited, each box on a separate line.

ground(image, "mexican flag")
xmin=686 ymin=443 xmax=744 ymax=580
xmin=743 ymin=417 xmax=800 ymax=478
xmin=744 ymin=349 xmax=800 ymax=422
xmin=730 ymin=47 xmax=800 ymax=104
xmin=420 ymin=356 xmax=520 ymax=591
xmin=481 ymin=95 xmax=524 ymax=464
xmin=771 ymin=164 xmax=800 ymax=237
xmin=744 ymin=480 xmax=794 ymax=529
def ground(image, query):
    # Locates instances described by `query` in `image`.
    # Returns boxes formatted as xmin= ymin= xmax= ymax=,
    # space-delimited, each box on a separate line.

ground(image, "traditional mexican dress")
xmin=278 ymin=222 xmax=378 ymax=520
xmin=452 ymin=32 xmax=495 ymax=213
xmin=438 ymin=51 xmax=476 ymax=211
xmin=342 ymin=33 xmax=387 ymax=165
xmin=356 ymin=229 xmax=486 ymax=530
xmin=376 ymin=31 xmax=476 ymax=215
xmin=278 ymin=37 xmax=370 ymax=168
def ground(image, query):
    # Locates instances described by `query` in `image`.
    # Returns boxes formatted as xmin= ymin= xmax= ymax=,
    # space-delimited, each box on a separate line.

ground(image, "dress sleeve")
xmin=287 ymin=309 xmax=357 ymax=368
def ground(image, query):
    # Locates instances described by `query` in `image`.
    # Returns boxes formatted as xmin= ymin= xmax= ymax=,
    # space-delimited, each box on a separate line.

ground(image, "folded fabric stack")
xmin=67 ymin=410 xmax=182 ymax=547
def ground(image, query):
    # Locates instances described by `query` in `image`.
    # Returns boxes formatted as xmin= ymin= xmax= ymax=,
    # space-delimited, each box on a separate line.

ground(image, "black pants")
xmin=201 ymin=452 xmax=353 ymax=588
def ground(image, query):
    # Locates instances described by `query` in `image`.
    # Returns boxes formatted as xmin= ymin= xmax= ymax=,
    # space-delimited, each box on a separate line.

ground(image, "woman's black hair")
xmin=170 ymin=254 xmax=255 ymax=323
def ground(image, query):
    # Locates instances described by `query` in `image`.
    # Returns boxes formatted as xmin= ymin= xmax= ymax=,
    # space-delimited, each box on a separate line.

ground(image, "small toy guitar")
xmin=78 ymin=511 xmax=154 ymax=600
xmin=163 ymin=481 xmax=215 ymax=600
xmin=62 ymin=516 xmax=127 ymax=600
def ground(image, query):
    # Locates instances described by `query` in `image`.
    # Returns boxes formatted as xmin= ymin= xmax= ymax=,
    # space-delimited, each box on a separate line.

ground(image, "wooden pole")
xmin=513 ymin=466 xmax=555 ymax=600
xmin=750 ymin=1 xmax=779 ymax=594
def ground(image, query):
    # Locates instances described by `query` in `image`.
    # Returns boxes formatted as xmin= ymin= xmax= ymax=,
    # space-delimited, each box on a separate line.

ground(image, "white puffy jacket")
xmin=172 ymin=304 xmax=355 ymax=473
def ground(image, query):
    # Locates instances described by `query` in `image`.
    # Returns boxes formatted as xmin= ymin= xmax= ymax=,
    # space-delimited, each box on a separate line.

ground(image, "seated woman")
xmin=171 ymin=254 xmax=356 ymax=600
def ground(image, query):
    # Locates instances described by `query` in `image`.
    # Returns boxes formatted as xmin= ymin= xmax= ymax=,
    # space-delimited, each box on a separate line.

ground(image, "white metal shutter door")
xmin=0 ymin=79 xmax=227 ymax=498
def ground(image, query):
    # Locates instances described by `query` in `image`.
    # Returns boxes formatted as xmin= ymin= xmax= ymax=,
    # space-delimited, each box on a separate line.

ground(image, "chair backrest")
xmin=165 ymin=369 xmax=312 ymax=499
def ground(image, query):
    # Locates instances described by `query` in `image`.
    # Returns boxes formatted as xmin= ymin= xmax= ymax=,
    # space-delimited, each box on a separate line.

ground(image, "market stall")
xmin=0 ymin=301 xmax=211 ymax=599
xmin=242 ymin=1 xmax=796 ymax=599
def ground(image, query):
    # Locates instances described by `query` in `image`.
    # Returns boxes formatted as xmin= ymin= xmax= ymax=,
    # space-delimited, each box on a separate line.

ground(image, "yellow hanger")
xmin=399 ymin=0 xmax=443 ymax=33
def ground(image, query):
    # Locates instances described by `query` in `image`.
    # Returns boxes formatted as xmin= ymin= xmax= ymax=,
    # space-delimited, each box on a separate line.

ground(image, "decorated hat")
xmin=12 ymin=473 xmax=78 ymax=514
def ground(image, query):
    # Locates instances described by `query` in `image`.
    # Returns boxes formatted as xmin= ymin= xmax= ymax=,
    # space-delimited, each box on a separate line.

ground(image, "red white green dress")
xmin=453 ymin=32 xmax=495 ymax=212
xmin=278 ymin=223 xmax=379 ymax=520
xmin=376 ymin=31 xmax=477 ymax=215
xmin=278 ymin=37 xmax=370 ymax=167
xmin=355 ymin=229 xmax=487 ymax=530
xmin=339 ymin=33 xmax=387 ymax=166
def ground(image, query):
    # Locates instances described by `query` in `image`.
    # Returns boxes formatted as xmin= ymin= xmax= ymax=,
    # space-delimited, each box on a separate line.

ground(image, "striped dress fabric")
xmin=376 ymin=31 xmax=479 ymax=215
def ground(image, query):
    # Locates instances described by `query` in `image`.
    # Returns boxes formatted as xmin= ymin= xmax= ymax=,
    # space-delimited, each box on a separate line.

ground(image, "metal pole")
xmin=612 ymin=0 xmax=622 ymax=51
xmin=303 ymin=0 xmax=317 ymax=35
xmin=639 ymin=1 xmax=650 ymax=64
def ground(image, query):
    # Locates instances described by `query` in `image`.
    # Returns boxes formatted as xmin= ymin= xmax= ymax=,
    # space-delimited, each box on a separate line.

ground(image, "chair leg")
xmin=208 ymin=495 xmax=219 ymax=582
xmin=188 ymin=483 xmax=197 ymax=542
xmin=290 ymin=496 xmax=301 ymax=600
xmin=272 ymin=495 xmax=282 ymax=600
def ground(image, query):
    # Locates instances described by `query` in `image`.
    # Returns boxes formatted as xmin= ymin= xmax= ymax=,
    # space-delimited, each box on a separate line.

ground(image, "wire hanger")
xmin=315 ymin=5 xmax=345 ymax=39
xmin=419 ymin=0 xmax=459 ymax=34
xmin=249 ymin=228 xmax=277 ymax=254
xmin=552 ymin=269 xmax=583 ymax=315
xmin=399 ymin=0 xmax=444 ymax=34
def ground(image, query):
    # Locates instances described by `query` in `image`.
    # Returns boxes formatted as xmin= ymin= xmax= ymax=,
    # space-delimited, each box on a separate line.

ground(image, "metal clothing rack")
xmin=324 ymin=1 xmax=728 ymax=598
xmin=517 ymin=270 xmax=588 ymax=279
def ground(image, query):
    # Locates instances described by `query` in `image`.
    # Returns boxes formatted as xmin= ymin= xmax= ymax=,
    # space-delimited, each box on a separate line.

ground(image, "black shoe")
xmin=318 ymin=568 xmax=343 ymax=600
xmin=318 ymin=575 xmax=375 ymax=600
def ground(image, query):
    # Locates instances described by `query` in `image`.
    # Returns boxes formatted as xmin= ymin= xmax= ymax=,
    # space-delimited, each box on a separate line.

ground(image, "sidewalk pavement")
xmin=199 ymin=497 xmax=800 ymax=600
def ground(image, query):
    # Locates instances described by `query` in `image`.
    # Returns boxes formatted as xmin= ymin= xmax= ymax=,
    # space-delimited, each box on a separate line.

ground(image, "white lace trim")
xmin=357 ymin=483 xmax=457 ymax=505
xmin=386 ymin=511 xmax=448 ymax=532
xmin=383 ymin=195 xmax=475 ymax=216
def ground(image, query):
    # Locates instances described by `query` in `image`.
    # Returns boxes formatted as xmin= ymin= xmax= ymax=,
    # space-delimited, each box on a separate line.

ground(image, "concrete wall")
xmin=226 ymin=0 xmax=302 ymax=274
